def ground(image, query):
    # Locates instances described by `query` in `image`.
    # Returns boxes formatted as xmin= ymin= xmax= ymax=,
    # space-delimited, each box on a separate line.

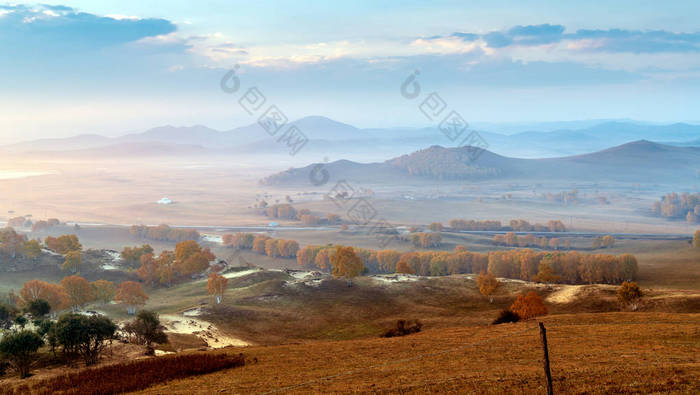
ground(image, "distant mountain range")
xmin=2 ymin=116 xmax=700 ymax=161
xmin=261 ymin=140 xmax=700 ymax=186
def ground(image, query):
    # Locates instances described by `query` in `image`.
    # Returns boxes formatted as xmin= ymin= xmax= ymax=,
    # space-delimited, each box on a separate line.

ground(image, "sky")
xmin=1 ymin=1 xmax=700 ymax=143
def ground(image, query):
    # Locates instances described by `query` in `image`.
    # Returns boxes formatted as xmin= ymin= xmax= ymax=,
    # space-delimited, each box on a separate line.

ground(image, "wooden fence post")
xmin=539 ymin=322 xmax=554 ymax=395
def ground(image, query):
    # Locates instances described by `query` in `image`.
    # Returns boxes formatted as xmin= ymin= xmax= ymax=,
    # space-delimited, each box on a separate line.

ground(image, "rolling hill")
xmin=261 ymin=140 xmax=700 ymax=186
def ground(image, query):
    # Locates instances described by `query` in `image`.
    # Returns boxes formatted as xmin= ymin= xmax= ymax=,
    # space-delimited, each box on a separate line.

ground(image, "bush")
xmin=510 ymin=291 xmax=548 ymax=320
xmin=382 ymin=319 xmax=423 ymax=338
xmin=3 ymin=352 xmax=245 ymax=395
xmin=492 ymin=309 xmax=520 ymax=325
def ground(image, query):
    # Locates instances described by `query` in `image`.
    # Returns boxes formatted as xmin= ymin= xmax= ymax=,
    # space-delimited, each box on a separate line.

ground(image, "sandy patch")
xmin=222 ymin=268 xmax=262 ymax=279
xmin=160 ymin=314 xmax=249 ymax=348
xmin=547 ymin=285 xmax=584 ymax=303
xmin=370 ymin=274 xmax=420 ymax=283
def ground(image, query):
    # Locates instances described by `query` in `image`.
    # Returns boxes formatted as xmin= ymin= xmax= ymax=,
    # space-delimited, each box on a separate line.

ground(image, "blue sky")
xmin=2 ymin=1 xmax=700 ymax=142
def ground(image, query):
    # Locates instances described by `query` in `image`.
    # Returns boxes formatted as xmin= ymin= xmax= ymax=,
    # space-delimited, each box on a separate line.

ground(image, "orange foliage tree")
xmin=137 ymin=253 xmax=161 ymax=286
xmin=617 ymin=281 xmax=643 ymax=310
xmin=19 ymin=280 xmax=68 ymax=315
xmin=61 ymin=275 xmax=95 ymax=311
xmin=207 ymin=273 xmax=229 ymax=304
xmin=510 ymin=291 xmax=548 ymax=320
xmin=115 ymin=281 xmax=149 ymax=314
xmin=44 ymin=234 xmax=82 ymax=255
xmin=91 ymin=279 xmax=116 ymax=304
xmin=174 ymin=241 xmax=214 ymax=277
xmin=331 ymin=246 xmax=364 ymax=285
xmin=395 ymin=260 xmax=415 ymax=274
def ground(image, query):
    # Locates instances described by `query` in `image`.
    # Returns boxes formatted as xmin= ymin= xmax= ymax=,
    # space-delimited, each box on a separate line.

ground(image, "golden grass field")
xmin=135 ymin=312 xmax=700 ymax=394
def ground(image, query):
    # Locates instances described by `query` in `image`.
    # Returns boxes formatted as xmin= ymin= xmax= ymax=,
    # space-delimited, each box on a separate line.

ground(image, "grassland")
xmin=135 ymin=312 xmax=700 ymax=394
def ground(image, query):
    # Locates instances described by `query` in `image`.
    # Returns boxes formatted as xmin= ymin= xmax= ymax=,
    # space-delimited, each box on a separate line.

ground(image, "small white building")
xmin=157 ymin=197 xmax=173 ymax=205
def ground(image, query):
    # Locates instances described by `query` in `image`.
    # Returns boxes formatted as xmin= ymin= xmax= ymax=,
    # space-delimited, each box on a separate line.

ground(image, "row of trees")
xmin=592 ymin=235 xmax=615 ymax=249
xmin=15 ymin=278 xmax=147 ymax=314
xmin=135 ymin=241 xmax=215 ymax=287
xmin=129 ymin=224 xmax=200 ymax=243
xmin=296 ymin=243 xmax=636 ymax=284
xmin=262 ymin=203 xmax=342 ymax=226
xmin=409 ymin=232 xmax=442 ymax=248
xmin=652 ymin=192 xmax=700 ymax=223
xmin=222 ymin=233 xmax=299 ymax=258
xmin=447 ymin=219 xmax=566 ymax=232
xmin=7 ymin=217 xmax=60 ymax=231
xmin=493 ymin=233 xmax=571 ymax=250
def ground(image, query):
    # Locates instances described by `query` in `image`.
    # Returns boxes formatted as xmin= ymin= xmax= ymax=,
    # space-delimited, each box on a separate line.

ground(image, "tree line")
xmin=652 ymin=192 xmax=700 ymax=223
xmin=262 ymin=203 xmax=342 ymax=226
xmin=447 ymin=218 xmax=566 ymax=232
xmin=129 ymin=224 xmax=200 ymax=243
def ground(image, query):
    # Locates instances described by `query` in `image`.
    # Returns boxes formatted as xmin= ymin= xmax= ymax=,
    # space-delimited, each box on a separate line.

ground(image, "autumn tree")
xmin=137 ymin=253 xmax=161 ymax=286
xmin=694 ymin=230 xmax=700 ymax=249
xmin=535 ymin=260 xmax=561 ymax=285
xmin=602 ymin=235 xmax=615 ymax=248
xmin=19 ymin=280 xmax=68 ymax=314
xmin=331 ymin=246 xmax=364 ymax=286
xmin=115 ymin=281 xmax=148 ymax=314
xmin=174 ymin=240 xmax=214 ymax=277
xmin=395 ymin=260 xmax=415 ymax=274
xmin=121 ymin=244 xmax=154 ymax=267
xmin=157 ymin=250 xmax=176 ymax=286
xmin=21 ymin=240 xmax=42 ymax=260
xmin=61 ymin=275 xmax=95 ymax=311
xmin=44 ymin=234 xmax=82 ymax=255
xmin=510 ymin=291 xmax=548 ymax=320
xmin=477 ymin=271 xmax=500 ymax=303
xmin=617 ymin=281 xmax=643 ymax=310
xmin=91 ymin=280 xmax=116 ymax=304
xmin=62 ymin=250 xmax=82 ymax=273
xmin=207 ymin=273 xmax=228 ymax=304
xmin=376 ymin=250 xmax=400 ymax=273
xmin=314 ymin=247 xmax=333 ymax=271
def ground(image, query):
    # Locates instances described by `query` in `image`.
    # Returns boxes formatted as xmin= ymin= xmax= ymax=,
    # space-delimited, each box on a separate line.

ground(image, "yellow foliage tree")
xmin=331 ymin=246 xmax=364 ymax=286
xmin=207 ymin=273 xmax=228 ymax=304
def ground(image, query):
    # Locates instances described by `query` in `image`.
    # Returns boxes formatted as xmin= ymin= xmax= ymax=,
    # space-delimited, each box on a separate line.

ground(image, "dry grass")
xmin=1 ymin=352 xmax=245 ymax=395
xmin=135 ymin=312 xmax=700 ymax=394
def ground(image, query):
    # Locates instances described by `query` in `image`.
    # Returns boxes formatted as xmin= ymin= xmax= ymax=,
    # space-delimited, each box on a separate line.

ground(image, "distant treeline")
xmin=222 ymin=233 xmax=299 ymax=258
xmin=261 ymin=203 xmax=341 ymax=225
xmin=652 ymin=192 xmax=699 ymax=223
xmin=448 ymin=218 xmax=566 ymax=232
xmin=129 ymin=224 xmax=200 ymax=242
xmin=222 ymin=232 xmax=637 ymax=284
xmin=7 ymin=216 xmax=61 ymax=232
